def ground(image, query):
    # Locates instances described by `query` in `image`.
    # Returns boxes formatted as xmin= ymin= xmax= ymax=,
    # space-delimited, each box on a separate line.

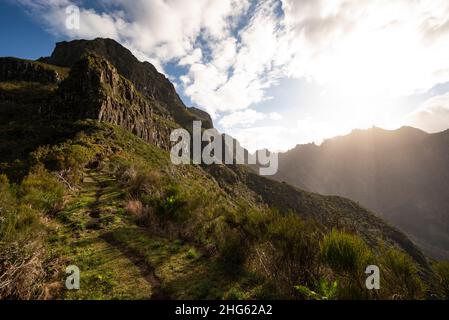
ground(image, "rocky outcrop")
xmin=189 ymin=107 xmax=214 ymax=128
xmin=48 ymin=54 xmax=176 ymax=150
xmin=41 ymin=38 xmax=213 ymax=129
xmin=0 ymin=57 xmax=65 ymax=84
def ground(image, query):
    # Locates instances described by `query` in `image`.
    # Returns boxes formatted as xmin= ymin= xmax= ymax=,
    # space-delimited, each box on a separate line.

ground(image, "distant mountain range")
xmin=274 ymin=126 xmax=449 ymax=259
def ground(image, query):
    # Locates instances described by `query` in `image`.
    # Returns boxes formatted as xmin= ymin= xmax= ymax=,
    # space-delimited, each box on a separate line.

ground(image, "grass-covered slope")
xmin=0 ymin=120 xmax=446 ymax=300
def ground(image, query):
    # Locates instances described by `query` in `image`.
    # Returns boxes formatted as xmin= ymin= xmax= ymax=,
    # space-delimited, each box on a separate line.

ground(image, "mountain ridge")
xmin=274 ymin=125 xmax=449 ymax=260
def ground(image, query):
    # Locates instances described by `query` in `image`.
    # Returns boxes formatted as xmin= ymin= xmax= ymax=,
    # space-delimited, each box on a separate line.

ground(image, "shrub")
xmin=114 ymin=163 xmax=137 ymax=186
xmin=435 ymin=261 xmax=449 ymax=299
xmin=0 ymin=204 xmax=43 ymax=242
xmin=380 ymin=248 xmax=424 ymax=299
xmin=321 ymin=230 xmax=372 ymax=275
xmin=125 ymin=199 xmax=153 ymax=226
xmin=218 ymin=227 xmax=248 ymax=274
xmin=125 ymin=200 xmax=142 ymax=215
xmin=19 ymin=166 xmax=64 ymax=214
xmin=186 ymin=248 xmax=199 ymax=260
xmin=0 ymin=241 xmax=47 ymax=299
xmin=0 ymin=174 xmax=9 ymax=191
xmin=0 ymin=174 xmax=47 ymax=300
xmin=153 ymin=183 xmax=188 ymax=222
xmin=0 ymin=176 xmax=43 ymax=242
xmin=112 ymin=161 xmax=161 ymax=197
xmin=260 ymin=213 xmax=322 ymax=297
xmin=31 ymin=143 xmax=96 ymax=185
xmin=127 ymin=170 xmax=160 ymax=197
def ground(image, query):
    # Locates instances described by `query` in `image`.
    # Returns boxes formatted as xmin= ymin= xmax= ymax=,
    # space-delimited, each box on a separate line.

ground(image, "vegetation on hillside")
xmin=1 ymin=121 xmax=446 ymax=300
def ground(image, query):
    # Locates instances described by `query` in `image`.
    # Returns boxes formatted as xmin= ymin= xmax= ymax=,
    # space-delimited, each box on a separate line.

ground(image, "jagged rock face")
xmin=43 ymin=38 xmax=179 ymax=105
xmin=0 ymin=57 xmax=64 ymax=84
xmin=42 ymin=38 xmax=213 ymax=129
xmin=49 ymin=54 xmax=175 ymax=150
xmin=189 ymin=107 xmax=214 ymax=129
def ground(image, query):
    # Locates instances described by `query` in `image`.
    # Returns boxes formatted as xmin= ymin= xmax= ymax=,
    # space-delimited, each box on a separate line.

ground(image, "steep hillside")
xmin=1 ymin=39 xmax=448 ymax=300
xmin=274 ymin=127 xmax=449 ymax=260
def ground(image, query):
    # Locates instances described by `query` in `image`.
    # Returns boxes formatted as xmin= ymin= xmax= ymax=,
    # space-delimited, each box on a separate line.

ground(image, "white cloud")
xmin=178 ymin=48 xmax=203 ymax=66
xmin=228 ymin=126 xmax=292 ymax=153
xmin=15 ymin=0 xmax=251 ymax=68
xmin=16 ymin=0 xmax=449 ymax=99
xmin=22 ymin=0 xmax=449 ymax=109
xmin=269 ymin=112 xmax=283 ymax=121
xmin=407 ymin=92 xmax=449 ymax=133
xmin=15 ymin=0 xmax=284 ymax=117
xmin=16 ymin=0 xmax=124 ymax=39
xmin=219 ymin=109 xmax=266 ymax=129
xmin=181 ymin=0 xmax=285 ymax=116
xmin=281 ymin=0 xmax=449 ymax=97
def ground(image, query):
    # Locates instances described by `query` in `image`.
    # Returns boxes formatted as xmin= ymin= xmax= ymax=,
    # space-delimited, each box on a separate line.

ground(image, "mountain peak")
xmin=41 ymin=38 xmax=212 ymax=130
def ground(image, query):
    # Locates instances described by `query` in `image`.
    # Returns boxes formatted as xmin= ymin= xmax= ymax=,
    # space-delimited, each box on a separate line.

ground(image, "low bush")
xmin=19 ymin=166 xmax=64 ymax=214
xmin=380 ymin=248 xmax=425 ymax=299
xmin=260 ymin=212 xmax=322 ymax=297
xmin=434 ymin=261 xmax=449 ymax=299
xmin=127 ymin=170 xmax=160 ymax=197
xmin=217 ymin=227 xmax=248 ymax=274
xmin=224 ymin=287 xmax=245 ymax=300
xmin=125 ymin=199 xmax=154 ymax=227
xmin=321 ymin=230 xmax=372 ymax=275
xmin=0 ymin=241 xmax=47 ymax=299
xmin=32 ymin=143 xmax=95 ymax=172
xmin=320 ymin=230 xmax=375 ymax=299
xmin=0 ymin=173 xmax=48 ymax=300
xmin=0 ymin=174 xmax=44 ymax=242
xmin=153 ymin=183 xmax=189 ymax=222
xmin=31 ymin=142 xmax=96 ymax=186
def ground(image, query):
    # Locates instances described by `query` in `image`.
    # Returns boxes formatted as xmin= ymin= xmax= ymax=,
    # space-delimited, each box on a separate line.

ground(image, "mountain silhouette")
xmin=274 ymin=126 xmax=449 ymax=259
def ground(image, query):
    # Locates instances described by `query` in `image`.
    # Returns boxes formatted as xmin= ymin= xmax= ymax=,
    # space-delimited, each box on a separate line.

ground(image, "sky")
xmin=2 ymin=0 xmax=449 ymax=152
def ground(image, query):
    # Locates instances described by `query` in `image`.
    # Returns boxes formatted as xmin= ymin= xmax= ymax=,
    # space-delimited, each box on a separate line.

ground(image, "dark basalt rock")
xmin=188 ymin=107 xmax=214 ymax=129
xmin=41 ymin=38 xmax=213 ymax=129
xmin=0 ymin=57 xmax=65 ymax=84
xmin=45 ymin=54 xmax=175 ymax=150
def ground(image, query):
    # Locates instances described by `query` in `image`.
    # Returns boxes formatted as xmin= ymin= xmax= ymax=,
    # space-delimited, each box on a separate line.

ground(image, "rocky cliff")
xmin=0 ymin=57 xmax=68 ymax=84
xmin=40 ymin=38 xmax=212 ymax=129
xmin=47 ymin=54 xmax=176 ymax=150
